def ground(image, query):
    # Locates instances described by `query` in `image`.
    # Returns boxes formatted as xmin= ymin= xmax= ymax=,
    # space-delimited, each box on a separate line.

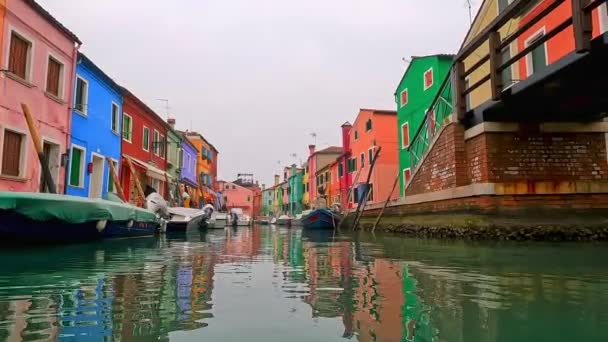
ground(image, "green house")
xmin=394 ymin=54 xmax=453 ymax=197
xmin=288 ymin=165 xmax=304 ymax=216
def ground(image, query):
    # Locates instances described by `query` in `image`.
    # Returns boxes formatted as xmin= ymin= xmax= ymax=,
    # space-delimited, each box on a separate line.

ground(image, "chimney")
xmin=308 ymin=144 xmax=316 ymax=155
xmin=341 ymin=122 xmax=352 ymax=152
xmin=262 ymin=184 xmax=266 ymax=190
xmin=167 ymin=118 xmax=176 ymax=129
xmin=274 ymin=174 xmax=280 ymax=186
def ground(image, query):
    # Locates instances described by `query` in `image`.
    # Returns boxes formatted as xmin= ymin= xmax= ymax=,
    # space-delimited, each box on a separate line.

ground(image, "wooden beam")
xmin=454 ymin=61 xmax=467 ymax=121
xmin=21 ymin=103 xmax=56 ymax=194
xmin=462 ymin=54 xmax=490 ymax=79
xmin=572 ymin=0 xmax=592 ymax=52
xmin=124 ymin=156 xmax=146 ymax=207
xmin=106 ymin=157 xmax=126 ymax=202
xmin=372 ymin=172 xmax=400 ymax=232
xmin=488 ymin=31 xmax=503 ymax=101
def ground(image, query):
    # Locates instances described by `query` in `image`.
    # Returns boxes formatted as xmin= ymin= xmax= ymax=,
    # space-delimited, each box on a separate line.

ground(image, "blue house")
xmin=66 ymin=53 xmax=122 ymax=199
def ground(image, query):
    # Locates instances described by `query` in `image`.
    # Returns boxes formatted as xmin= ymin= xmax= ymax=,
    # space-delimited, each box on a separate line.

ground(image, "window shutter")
xmin=9 ymin=33 xmax=28 ymax=79
xmin=69 ymin=148 xmax=82 ymax=186
xmin=46 ymin=58 xmax=61 ymax=96
xmin=1 ymin=131 xmax=22 ymax=176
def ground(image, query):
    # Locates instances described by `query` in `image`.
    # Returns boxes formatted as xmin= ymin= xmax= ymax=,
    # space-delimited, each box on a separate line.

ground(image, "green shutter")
xmin=143 ymin=128 xmax=149 ymax=150
xmin=69 ymin=148 xmax=82 ymax=187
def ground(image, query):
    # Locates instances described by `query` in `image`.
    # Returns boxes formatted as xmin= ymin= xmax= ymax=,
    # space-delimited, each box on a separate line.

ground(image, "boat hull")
xmin=301 ymin=209 xmax=341 ymax=230
xmin=166 ymin=221 xmax=188 ymax=233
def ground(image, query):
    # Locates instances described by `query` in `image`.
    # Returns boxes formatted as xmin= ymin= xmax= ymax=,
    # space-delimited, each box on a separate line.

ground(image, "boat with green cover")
xmin=0 ymin=192 xmax=160 ymax=242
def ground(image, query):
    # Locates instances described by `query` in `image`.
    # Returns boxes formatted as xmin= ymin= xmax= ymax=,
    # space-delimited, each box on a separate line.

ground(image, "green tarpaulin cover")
xmin=0 ymin=192 xmax=158 ymax=224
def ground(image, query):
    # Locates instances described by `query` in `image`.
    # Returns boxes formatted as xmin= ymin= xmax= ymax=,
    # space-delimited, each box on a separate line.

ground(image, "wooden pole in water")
xmin=337 ymin=168 xmax=362 ymax=230
xmin=352 ymin=147 xmax=382 ymax=231
xmin=106 ymin=157 xmax=126 ymax=201
xmin=21 ymin=103 xmax=57 ymax=194
xmin=125 ymin=156 xmax=146 ymax=207
xmin=372 ymin=172 xmax=400 ymax=232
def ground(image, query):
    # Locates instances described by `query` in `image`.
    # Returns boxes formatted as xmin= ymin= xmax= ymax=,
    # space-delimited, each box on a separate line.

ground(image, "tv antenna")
xmin=156 ymin=99 xmax=170 ymax=119
xmin=310 ymin=132 xmax=317 ymax=144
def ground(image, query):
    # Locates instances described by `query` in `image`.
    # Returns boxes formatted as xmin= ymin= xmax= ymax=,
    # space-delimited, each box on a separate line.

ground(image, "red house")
xmin=337 ymin=122 xmax=353 ymax=209
xmin=120 ymin=88 xmax=170 ymax=205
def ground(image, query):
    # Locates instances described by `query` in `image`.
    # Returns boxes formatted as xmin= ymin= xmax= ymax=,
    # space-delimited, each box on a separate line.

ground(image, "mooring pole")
xmin=352 ymin=147 xmax=382 ymax=231
xmin=337 ymin=168 xmax=362 ymax=230
xmin=106 ymin=157 xmax=126 ymax=201
xmin=21 ymin=103 xmax=56 ymax=194
xmin=372 ymin=172 xmax=400 ymax=232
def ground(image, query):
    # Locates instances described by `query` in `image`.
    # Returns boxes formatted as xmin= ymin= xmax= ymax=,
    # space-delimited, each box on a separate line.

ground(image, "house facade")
xmin=306 ymin=145 xmax=342 ymax=205
xmin=164 ymin=120 xmax=182 ymax=206
xmin=66 ymin=53 xmax=122 ymax=200
xmin=262 ymin=185 xmax=275 ymax=216
xmin=185 ymin=131 xmax=217 ymax=205
xmin=0 ymin=0 xmax=80 ymax=193
xmin=218 ymin=180 xmax=254 ymax=216
xmin=348 ymin=109 xmax=399 ymax=206
xmin=302 ymin=162 xmax=310 ymax=209
xmin=180 ymin=134 xmax=198 ymax=206
xmin=120 ymin=88 xmax=169 ymax=205
xmin=395 ymin=55 xmax=453 ymax=196
xmin=337 ymin=122 xmax=352 ymax=209
xmin=287 ymin=165 xmax=303 ymax=215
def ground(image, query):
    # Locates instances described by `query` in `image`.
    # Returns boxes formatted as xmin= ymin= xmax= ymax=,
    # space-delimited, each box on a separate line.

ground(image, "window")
xmin=424 ymin=68 xmax=433 ymax=90
xmin=74 ymin=77 xmax=88 ymax=114
xmin=208 ymin=150 xmax=213 ymax=161
xmin=360 ymin=153 xmax=365 ymax=168
xmin=525 ymin=30 xmax=547 ymax=77
xmin=367 ymin=184 xmax=374 ymax=201
xmin=1 ymin=130 xmax=25 ymax=177
xmin=400 ymin=89 xmax=408 ymax=107
xmin=401 ymin=122 xmax=410 ymax=149
xmin=225 ymin=184 xmax=229 ymax=190
xmin=8 ymin=31 xmax=31 ymax=80
xmin=153 ymin=130 xmax=160 ymax=155
xmin=498 ymin=0 xmax=514 ymax=13
xmin=122 ymin=114 xmax=132 ymax=142
xmin=160 ymin=134 xmax=166 ymax=158
xmin=501 ymin=47 xmax=513 ymax=88
xmin=403 ymin=168 xmax=412 ymax=184
xmin=232 ymin=185 xmax=236 ymax=190
xmin=365 ymin=119 xmax=372 ymax=132
xmin=338 ymin=163 xmax=344 ymax=177
xmin=202 ymin=147 xmax=207 ymax=159
xmin=69 ymin=145 xmax=85 ymax=187
xmin=108 ymin=159 xmax=118 ymax=193
xmin=368 ymin=148 xmax=374 ymax=165
xmin=111 ymin=103 xmax=120 ymax=133
xmin=186 ymin=154 xmax=191 ymax=172
xmin=354 ymin=130 xmax=359 ymax=141
xmin=142 ymin=127 xmax=150 ymax=151
xmin=46 ymin=56 xmax=64 ymax=98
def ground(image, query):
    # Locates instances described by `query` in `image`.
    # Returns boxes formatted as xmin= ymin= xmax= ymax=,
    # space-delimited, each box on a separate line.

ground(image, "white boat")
xmin=207 ymin=212 xmax=227 ymax=229
xmin=229 ymin=208 xmax=252 ymax=226
xmin=167 ymin=207 xmax=205 ymax=232
xmin=276 ymin=215 xmax=292 ymax=226
xmin=270 ymin=217 xmax=277 ymax=224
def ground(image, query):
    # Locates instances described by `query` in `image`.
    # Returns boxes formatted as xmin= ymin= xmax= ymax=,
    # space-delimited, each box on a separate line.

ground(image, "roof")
xmin=341 ymin=121 xmax=352 ymax=127
xmin=120 ymin=87 xmax=169 ymax=129
xmin=175 ymin=130 xmax=199 ymax=152
xmin=315 ymin=146 xmax=343 ymax=155
xmin=77 ymin=53 xmax=122 ymax=95
xmin=360 ymin=108 xmax=398 ymax=116
xmin=184 ymin=131 xmax=219 ymax=153
xmin=393 ymin=54 xmax=455 ymax=95
xmin=24 ymin=0 xmax=81 ymax=44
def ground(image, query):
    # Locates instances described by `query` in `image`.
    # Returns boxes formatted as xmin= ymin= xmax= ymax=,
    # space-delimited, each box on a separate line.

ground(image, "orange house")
xmin=516 ymin=0 xmax=607 ymax=80
xmin=348 ymin=109 xmax=399 ymax=206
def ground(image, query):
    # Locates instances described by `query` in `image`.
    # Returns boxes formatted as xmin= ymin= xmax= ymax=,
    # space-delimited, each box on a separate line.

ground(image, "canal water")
xmin=0 ymin=226 xmax=607 ymax=342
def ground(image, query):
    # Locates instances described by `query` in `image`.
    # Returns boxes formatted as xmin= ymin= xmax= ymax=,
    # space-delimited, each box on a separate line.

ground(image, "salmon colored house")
xmin=120 ymin=88 xmax=169 ymax=205
xmin=0 ymin=0 xmax=80 ymax=193
xmin=218 ymin=180 xmax=254 ymax=216
xmin=348 ymin=109 xmax=399 ymax=206
xmin=337 ymin=122 xmax=353 ymax=209
xmin=306 ymin=145 xmax=342 ymax=205
xmin=516 ymin=0 xmax=608 ymax=81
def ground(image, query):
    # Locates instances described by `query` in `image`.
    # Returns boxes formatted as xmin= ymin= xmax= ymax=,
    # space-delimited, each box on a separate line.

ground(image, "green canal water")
xmin=0 ymin=226 xmax=607 ymax=342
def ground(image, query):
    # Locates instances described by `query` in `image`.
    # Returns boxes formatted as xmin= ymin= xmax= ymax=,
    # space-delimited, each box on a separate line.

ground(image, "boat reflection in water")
xmin=0 ymin=227 xmax=607 ymax=341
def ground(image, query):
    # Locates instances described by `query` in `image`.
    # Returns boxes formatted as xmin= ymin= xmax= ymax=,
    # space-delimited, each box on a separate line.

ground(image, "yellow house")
xmin=302 ymin=162 xmax=310 ymax=208
xmin=461 ymin=0 xmax=524 ymax=109
xmin=185 ymin=131 xmax=217 ymax=203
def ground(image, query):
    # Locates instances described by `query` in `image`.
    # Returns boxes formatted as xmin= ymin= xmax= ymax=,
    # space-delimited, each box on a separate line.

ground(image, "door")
xmin=39 ymin=141 xmax=60 ymax=193
xmin=89 ymin=154 xmax=104 ymax=198
xmin=601 ymin=4 xmax=608 ymax=34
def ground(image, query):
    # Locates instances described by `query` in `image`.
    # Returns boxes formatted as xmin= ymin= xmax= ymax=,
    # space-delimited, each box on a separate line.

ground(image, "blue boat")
xmin=301 ymin=208 xmax=342 ymax=230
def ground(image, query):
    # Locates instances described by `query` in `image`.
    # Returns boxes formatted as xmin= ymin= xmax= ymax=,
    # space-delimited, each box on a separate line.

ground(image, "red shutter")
xmin=2 ymin=131 xmax=23 ymax=177
xmin=404 ymin=168 xmax=412 ymax=183
xmin=424 ymin=69 xmax=433 ymax=89
xmin=9 ymin=33 xmax=29 ymax=79
xmin=46 ymin=58 xmax=61 ymax=96
xmin=401 ymin=89 xmax=408 ymax=106
xmin=402 ymin=122 xmax=409 ymax=148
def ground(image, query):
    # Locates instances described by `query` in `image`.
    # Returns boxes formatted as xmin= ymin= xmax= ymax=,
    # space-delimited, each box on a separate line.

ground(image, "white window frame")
xmin=107 ymin=158 xmax=119 ymax=193
xmin=524 ymin=27 xmax=548 ymax=77
xmin=401 ymin=121 xmax=410 ymax=149
xmin=68 ymin=144 xmax=87 ymax=189
xmin=153 ymin=130 xmax=160 ymax=156
xmin=122 ymin=113 xmax=133 ymax=143
xmin=5 ymin=27 xmax=35 ymax=83
xmin=501 ymin=43 xmax=516 ymax=90
xmin=45 ymin=52 xmax=66 ymax=100
xmin=423 ymin=67 xmax=434 ymax=91
xmin=497 ymin=0 xmax=515 ymax=13
xmin=88 ymin=152 xmax=105 ymax=198
xmin=600 ymin=4 xmax=608 ymax=34
xmin=400 ymin=88 xmax=408 ymax=107
xmin=142 ymin=126 xmax=150 ymax=152
xmin=0 ymin=125 xmax=28 ymax=179
xmin=74 ymin=75 xmax=89 ymax=115
xmin=111 ymin=102 xmax=120 ymax=134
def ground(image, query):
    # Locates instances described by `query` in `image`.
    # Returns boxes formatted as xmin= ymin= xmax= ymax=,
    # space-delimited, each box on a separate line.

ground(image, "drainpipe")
xmin=64 ymin=42 xmax=81 ymax=194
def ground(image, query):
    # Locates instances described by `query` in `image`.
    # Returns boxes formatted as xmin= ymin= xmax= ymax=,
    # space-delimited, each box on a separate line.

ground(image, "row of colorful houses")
xmin=0 ymin=0 xmax=220 ymax=207
xmin=262 ymin=0 xmax=608 ymax=217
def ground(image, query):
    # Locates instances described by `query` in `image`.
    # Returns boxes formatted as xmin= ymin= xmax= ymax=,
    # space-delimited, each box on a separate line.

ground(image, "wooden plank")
xmin=462 ymin=54 xmax=490 ymax=79
xmin=489 ymin=31 xmax=503 ymax=101
xmin=454 ymin=62 xmax=467 ymax=121
xmin=572 ymin=0 xmax=592 ymax=52
xmin=463 ymin=74 xmax=491 ymax=96
xmin=21 ymin=103 xmax=56 ymax=194
xmin=106 ymin=157 xmax=126 ymax=202
xmin=124 ymin=156 xmax=146 ymax=207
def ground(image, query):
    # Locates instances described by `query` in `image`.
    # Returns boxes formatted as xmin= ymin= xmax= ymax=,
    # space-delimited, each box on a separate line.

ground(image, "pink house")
xmin=0 ymin=0 xmax=80 ymax=193
xmin=218 ymin=180 xmax=255 ymax=216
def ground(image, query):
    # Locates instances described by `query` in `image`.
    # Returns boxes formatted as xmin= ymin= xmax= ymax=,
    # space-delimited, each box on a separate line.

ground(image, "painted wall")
xmin=288 ymin=166 xmax=303 ymax=215
xmin=66 ymin=54 xmax=122 ymax=199
xmin=302 ymin=164 xmax=310 ymax=208
xmin=262 ymin=187 xmax=274 ymax=216
xmin=338 ymin=123 xmax=352 ymax=209
xmin=349 ymin=109 xmax=399 ymax=205
xmin=0 ymin=0 xmax=78 ymax=192
xmin=180 ymin=138 xmax=198 ymax=186
xmin=395 ymin=56 xmax=453 ymax=197
xmin=186 ymin=133 xmax=214 ymax=189
xmin=219 ymin=180 xmax=254 ymax=216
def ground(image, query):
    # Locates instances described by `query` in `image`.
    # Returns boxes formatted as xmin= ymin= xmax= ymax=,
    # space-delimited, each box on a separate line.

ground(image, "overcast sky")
xmin=39 ymin=0 xmax=481 ymax=186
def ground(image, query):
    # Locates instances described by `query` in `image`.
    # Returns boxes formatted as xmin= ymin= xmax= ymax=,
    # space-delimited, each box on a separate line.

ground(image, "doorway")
xmin=39 ymin=141 xmax=60 ymax=193
xmin=601 ymin=4 xmax=608 ymax=34
xmin=89 ymin=154 xmax=104 ymax=198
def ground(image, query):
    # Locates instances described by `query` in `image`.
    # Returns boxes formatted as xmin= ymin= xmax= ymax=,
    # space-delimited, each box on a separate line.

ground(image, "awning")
xmin=128 ymin=157 xmax=174 ymax=182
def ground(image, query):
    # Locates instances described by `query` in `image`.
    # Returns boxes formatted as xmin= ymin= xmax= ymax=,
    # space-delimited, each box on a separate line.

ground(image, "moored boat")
xmin=208 ymin=212 xmax=227 ymax=229
xmin=301 ymin=208 xmax=342 ymax=230
xmin=275 ymin=215 xmax=292 ymax=226
xmin=0 ymin=192 xmax=160 ymax=242
xmin=167 ymin=207 xmax=205 ymax=232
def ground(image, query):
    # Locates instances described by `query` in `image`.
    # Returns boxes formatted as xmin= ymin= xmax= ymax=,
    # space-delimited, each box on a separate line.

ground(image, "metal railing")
xmin=408 ymin=72 xmax=454 ymax=170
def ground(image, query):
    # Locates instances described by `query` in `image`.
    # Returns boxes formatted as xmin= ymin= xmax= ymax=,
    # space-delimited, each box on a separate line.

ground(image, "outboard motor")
xmin=231 ymin=211 xmax=239 ymax=227
xmin=145 ymin=186 xmax=169 ymax=233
